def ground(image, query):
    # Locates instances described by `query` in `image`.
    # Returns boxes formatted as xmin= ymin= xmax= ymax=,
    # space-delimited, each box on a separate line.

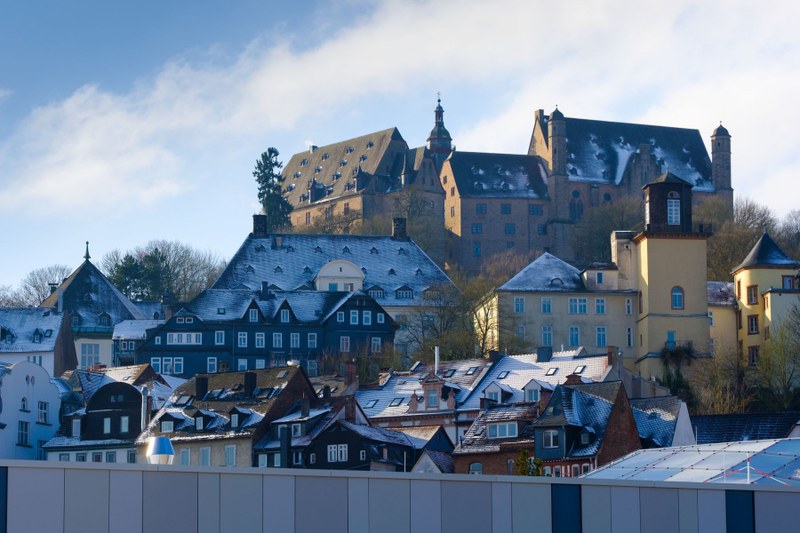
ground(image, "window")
xmin=92 ymin=452 xmax=102 ymax=463
xmin=371 ymin=337 xmax=382 ymax=353
xmin=626 ymin=327 xmax=633 ymax=347
xmin=74 ymin=452 xmax=86 ymax=463
xmin=350 ymin=310 xmax=359 ymax=325
xmin=569 ymin=326 xmax=580 ymax=347
xmin=501 ymin=203 xmax=511 ymax=215
xmin=207 ymin=357 xmax=217 ymax=373
xmin=671 ymin=287 xmax=684 ymax=310
xmin=595 ymin=298 xmax=606 ymax=314
xmin=514 ymin=297 xmax=525 ymax=313
xmin=708 ymin=311 xmax=714 ymax=326
xmin=596 ymin=327 xmax=607 ymax=348
xmin=541 ymin=325 xmax=553 ymax=346
xmin=469 ymin=463 xmax=483 ymax=475
xmin=506 ymin=241 xmax=515 ymax=249
xmin=504 ymin=223 xmax=516 ymax=235
xmin=537 ymin=223 xmax=547 ymax=235
xmin=783 ymin=276 xmax=795 ymax=289
xmin=625 ymin=298 xmax=632 ymax=315
xmin=162 ymin=357 xmax=173 ymax=374
xmin=340 ymin=336 xmax=350 ymax=353
xmin=450 ymin=186 xmax=455 ymax=197
xmin=273 ymin=333 xmax=283 ymax=348
xmin=487 ymin=422 xmax=518 ymax=439
xmin=179 ymin=449 xmax=190 ymax=465
xmin=255 ymin=359 xmax=266 ymax=369
xmin=281 ymin=309 xmax=290 ymax=323
xmin=747 ymin=285 xmax=758 ymax=305
xmin=596 ymin=272 xmax=604 ymax=285
xmin=72 ymin=418 xmax=81 ymax=437
xmin=747 ymin=315 xmax=759 ymax=335
xmin=214 ymin=331 xmax=224 ymax=345
xmin=225 ymin=445 xmax=236 ymax=466
xmin=572 ymin=464 xmax=581 ymax=477
xmin=155 ymin=336 xmax=162 ymax=345
xmin=529 ymin=204 xmax=543 ymax=216
xmin=249 ymin=309 xmax=258 ymax=322
xmin=486 ymin=391 xmax=499 ymax=402
xmin=308 ymin=333 xmax=317 ymax=348
xmin=106 ymin=452 xmax=116 ymax=463
xmin=473 ymin=242 xmax=481 ymax=257
xmin=377 ymin=313 xmax=385 ymax=324
xmin=328 ymin=283 xmax=338 ymax=292
xmin=471 ymin=223 xmax=483 ymax=234
xmin=389 ymin=398 xmax=403 ymax=407
xmin=80 ymin=343 xmax=100 ymax=368
xmin=238 ymin=332 xmax=247 ymax=347
xmin=568 ymin=298 xmax=587 ymax=314
xmin=17 ymin=421 xmax=29 ymax=446
xmin=359 ymin=450 xmax=367 ymax=461
xmin=59 ymin=453 xmax=70 ymax=462
xmin=166 ymin=332 xmax=202 ymax=345
xmin=293 ymin=450 xmax=303 ymax=466
xmin=161 ymin=420 xmax=174 ymax=433
xmin=516 ymin=325 xmax=525 ymax=340
xmin=291 ymin=423 xmax=302 ymax=437
xmin=396 ymin=288 xmax=413 ymax=299
xmin=427 ymin=390 xmax=438 ymax=408
xmin=238 ymin=359 xmax=247 ymax=371
xmin=363 ymin=311 xmax=372 ymax=325
xmin=37 ymin=401 xmax=48 ymax=424
xmin=543 ymin=430 xmax=560 ymax=448
xmin=256 ymin=332 xmax=265 ymax=348
xmin=200 ymin=447 xmax=211 ymax=466
xmin=476 ymin=203 xmax=487 ymax=215
xmin=748 ymin=346 xmax=760 ymax=366
xmin=541 ymin=298 xmax=552 ymax=314
xmin=327 ymin=444 xmax=348 ymax=462
xmin=103 ymin=417 xmax=111 ymax=434
xmin=667 ymin=197 xmax=680 ymax=225
xmin=582 ymin=463 xmax=591 ymax=474
xmin=173 ymin=357 xmax=184 ymax=375
xmin=290 ymin=333 xmax=300 ymax=349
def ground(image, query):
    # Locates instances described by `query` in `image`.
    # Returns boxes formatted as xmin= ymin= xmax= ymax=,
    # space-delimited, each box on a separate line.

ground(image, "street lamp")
xmin=146 ymin=436 xmax=175 ymax=465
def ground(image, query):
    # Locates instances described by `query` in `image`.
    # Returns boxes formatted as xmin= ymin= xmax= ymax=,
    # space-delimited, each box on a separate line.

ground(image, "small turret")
xmin=426 ymin=95 xmax=453 ymax=167
xmin=547 ymin=106 xmax=566 ymax=175
xmin=711 ymin=122 xmax=733 ymax=208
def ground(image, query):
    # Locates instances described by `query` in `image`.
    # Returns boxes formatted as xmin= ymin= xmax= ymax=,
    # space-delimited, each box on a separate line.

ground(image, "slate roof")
xmin=733 ymin=231 xmax=800 ymax=273
xmin=356 ymin=358 xmax=490 ymax=419
xmin=40 ymin=259 xmax=146 ymax=327
xmin=630 ymin=396 xmax=683 ymax=448
xmin=212 ymin=233 xmax=454 ymax=309
xmin=112 ymin=320 xmax=164 ymax=340
xmin=692 ymin=412 xmax=800 ymax=445
xmin=547 ymin=115 xmax=713 ymax=191
xmin=282 ymin=127 xmax=416 ymax=207
xmin=0 ymin=308 xmax=65 ymax=353
xmin=446 ymin=151 xmax=549 ymax=199
xmin=43 ymin=436 xmax=135 ymax=449
xmin=499 ymin=253 xmax=584 ymax=292
xmin=256 ymin=405 xmax=337 ymax=451
xmin=458 ymin=350 xmax=610 ymax=412
xmin=707 ymin=281 xmax=736 ymax=307
xmin=419 ymin=449 xmax=454 ymax=473
xmin=454 ymin=403 xmax=537 ymax=454
xmin=339 ymin=420 xmax=422 ymax=448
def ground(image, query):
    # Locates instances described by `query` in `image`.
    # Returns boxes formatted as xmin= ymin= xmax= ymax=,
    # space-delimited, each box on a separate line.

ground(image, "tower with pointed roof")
xmin=711 ymin=123 xmax=733 ymax=211
xmin=732 ymin=230 xmax=800 ymax=366
xmin=426 ymin=96 xmax=453 ymax=170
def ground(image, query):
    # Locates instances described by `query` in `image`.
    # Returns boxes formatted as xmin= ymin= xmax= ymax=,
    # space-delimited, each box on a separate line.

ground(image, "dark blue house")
xmin=136 ymin=287 xmax=396 ymax=378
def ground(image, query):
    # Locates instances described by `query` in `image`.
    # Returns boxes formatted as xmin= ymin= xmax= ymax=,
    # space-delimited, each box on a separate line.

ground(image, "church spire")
xmin=84 ymin=241 xmax=91 ymax=261
xmin=427 ymin=93 xmax=453 ymax=166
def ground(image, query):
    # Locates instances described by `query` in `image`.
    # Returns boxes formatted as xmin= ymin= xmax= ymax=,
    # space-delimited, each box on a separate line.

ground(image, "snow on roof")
xmin=734 ymin=231 xmax=800 ymax=273
xmin=0 ymin=308 xmax=64 ymax=353
xmin=273 ymin=407 xmax=331 ymax=424
xmin=445 ymin=151 xmax=549 ymax=199
xmin=707 ymin=281 xmax=736 ymax=307
xmin=112 ymin=320 xmax=164 ymax=340
xmin=339 ymin=420 xmax=421 ymax=448
xmin=43 ymin=436 xmax=135 ymax=449
xmin=212 ymin=233 xmax=454 ymax=309
xmin=458 ymin=350 xmax=610 ymax=412
xmin=499 ymin=253 xmax=584 ymax=292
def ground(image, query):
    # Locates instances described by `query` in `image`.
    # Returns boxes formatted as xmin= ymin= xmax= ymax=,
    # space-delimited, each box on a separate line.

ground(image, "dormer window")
xmin=72 ymin=418 xmax=81 ymax=438
xmin=32 ymin=331 xmax=42 ymax=343
xmin=526 ymin=388 xmax=540 ymax=402
xmin=596 ymin=272 xmax=604 ymax=285
xmin=195 ymin=417 xmax=204 ymax=431
xmin=487 ymin=422 xmax=518 ymax=439
xmin=543 ymin=429 xmax=560 ymax=448
xmin=231 ymin=414 xmax=239 ymax=428
xmin=161 ymin=420 xmax=174 ymax=433
xmin=281 ymin=309 xmax=290 ymax=323
xmin=580 ymin=432 xmax=590 ymax=445
xmin=427 ymin=390 xmax=438 ymax=408
xmin=249 ymin=309 xmax=258 ymax=322
xmin=292 ymin=423 xmax=302 ymax=437
xmin=486 ymin=391 xmax=499 ymax=402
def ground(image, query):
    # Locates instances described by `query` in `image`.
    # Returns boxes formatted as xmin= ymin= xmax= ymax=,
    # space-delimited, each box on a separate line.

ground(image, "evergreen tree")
xmin=253 ymin=147 xmax=292 ymax=232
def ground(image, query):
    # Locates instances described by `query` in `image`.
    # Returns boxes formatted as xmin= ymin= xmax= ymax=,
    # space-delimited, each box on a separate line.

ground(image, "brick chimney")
xmin=392 ymin=217 xmax=408 ymax=240
xmin=301 ymin=396 xmax=310 ymax=418
xmin=564 ymin=373 xmax=583 ymax=385
xmin=253 ymin=214 xmax=268 ymax=238
xmin=322 ymin=385 xmax=331 ymax=399
xmin=344 ymin=361 xmax=358 ymax=387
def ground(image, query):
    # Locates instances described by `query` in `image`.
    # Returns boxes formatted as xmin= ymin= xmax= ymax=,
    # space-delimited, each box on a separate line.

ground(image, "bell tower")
xmin=711 ymin=123 xmax=733 ymax=215
xmin=426 ymin=95 xmax=453 ymax=170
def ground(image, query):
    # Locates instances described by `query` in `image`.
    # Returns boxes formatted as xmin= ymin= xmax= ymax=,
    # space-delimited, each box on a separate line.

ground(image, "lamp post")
xmin=145 ymin=436 xmax=175 ymax=465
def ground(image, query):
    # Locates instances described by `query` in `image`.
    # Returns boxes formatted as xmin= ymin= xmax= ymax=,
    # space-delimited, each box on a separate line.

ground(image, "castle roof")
xmin=498 ymin=252 xmax=583 ymax=292
xmin=712 ymin=123 xmax=730 ymax=136
xmin=445 ymin=151 xmax=549 ymax=199
xmin=733 ymin=231 xmax=800 ymax=273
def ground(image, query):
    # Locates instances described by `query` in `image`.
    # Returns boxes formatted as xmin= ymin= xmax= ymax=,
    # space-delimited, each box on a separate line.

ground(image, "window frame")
xmin=543 ymin=429 xmax=560 ymax=449
xmin=671 ymin=287 xmax=684 ymax=310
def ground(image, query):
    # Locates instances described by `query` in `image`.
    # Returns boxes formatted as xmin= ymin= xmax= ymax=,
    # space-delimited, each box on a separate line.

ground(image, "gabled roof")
xmin=733 ymin=231 xmax=800 ymax=273
xmin=445 ymin=151 xmax=549 ymax=199
xmin=692 ymin=412 xmax=800 ymax=445
xmin=630 ymin=396 xmax=683 ymax=448
xmin=454 ymin=403 xmax=537 ymax=454
xmin=646 ymin=171 xmax=693 ymax=187
xmin=40 ymin=259 xmax=146 ymax=325
xmin=707 ymin=281 xmax=736 ymax=307
xmin=417 ymin=449 xmax=454 ymax=473
xmin=339 ymin=420 xmax=422 ymax=448
xmin=499 ymin=252 xmax=584 ymax=292
xmin=0 ymin=307 xmax=65 ymax=353
xmin=546 ymin=115 xmax=713 ymax=191
xmin=212 ymin=233 xmax=454 ymax=308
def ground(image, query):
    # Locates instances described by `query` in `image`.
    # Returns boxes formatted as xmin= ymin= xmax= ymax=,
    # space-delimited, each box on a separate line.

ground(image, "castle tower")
xmin=426 ymin=96 xmax=453 ymax=170
xmin=547 ymin=107 xmax=567 ymax=176
xmin=632 ymin=173 xmax=710 ymax=378
xmin=711 ymin=123 xmax=734 ymax=213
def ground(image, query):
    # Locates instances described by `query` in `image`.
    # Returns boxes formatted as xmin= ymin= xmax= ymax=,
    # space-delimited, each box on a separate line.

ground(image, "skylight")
xmin=497 ymin=371 xmax=510 ymax=380
xmin=277 ymin=370 xmax=289 ymax=379
xmin=574 ymin=365 xmax=586 ymax=374
xmin=389 ymin=398 xmax=403 ymax=407
xmin=546 ymin=368 xmax=558 ymax=376
xmin=365 ymin=399 xmax=378 ymax=409
xmin=444 ymin=369 xmax=455 ymax=378
xmin=466 ymin=367 xmax=478 ymax=376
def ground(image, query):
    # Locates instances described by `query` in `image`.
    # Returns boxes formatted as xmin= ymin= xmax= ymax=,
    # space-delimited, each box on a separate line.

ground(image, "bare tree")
xmin=692 ymin=341 xmax=753 ymax=414
xmin=756 ymin=305 xmax=800 ymax=410
xmin=17 ymin=264 xmax=72 ymax=306
xmin=0 ymin=285 xmax=25 ymax=307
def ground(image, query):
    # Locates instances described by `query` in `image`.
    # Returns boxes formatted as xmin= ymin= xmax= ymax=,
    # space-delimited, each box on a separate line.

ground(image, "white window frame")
xmin=273 ymin=333 xmax=283 ymax=348
xmin=514 ymin=297 xmax=525 ymax=314
xmin=377 ymin=313 xmax=385 ymax=324
xmin=151 ymin=357 xmax=161 ymax=374
xmin=595 ymin=298 xmax=606 ymax=314
xmin=249 ymin=309 xmax=258 ymax=323
xmin=215 ymin=331 xmax=225 ymax=345
xmin=238 ymin=332 xmax=247 ymax=347
xmin=120 ymin=416 xmax=129 ymax=434
xmin=238 ymin=358 xmax=247 ymax=371
xmin=370 ymin=337 xmax=382 ymax=353
xmin=541 ymin=325 xmax=553 ymax=347
xmin=569 ymin=326 xmax=580 ymax=347
xmin=363 ymin=311 xmax=372 ymax=325
xmin=308 ymin=333 xmax=317 ymax=348
xmin=667 ymin=198 xmax=680 ymax=225
xmin=200 ymin=447 xmax=211 ymax=466
xmin=596 ymin=326 xmax=607 ymax=348
xmin=543 ymin=429 xmax=560 ymax=449
xmin=103 ymin=417 xmax=111 ymax=435
xmin=207 ymin=357 xmax=217 ymax=373
xmin=340 ymin=336 xmax=350 ymax=353
xmin=337 ymin=311 xmax=345 ymax=323
xmin=161 ymin=420 xmax=174 ymax=433
xmin=225 ymin=445 xmax=236 ymax=466
xmin=173 ymin=357 xmax=184 ymax=375
xmin=350 ymin=310 xmax=359 ymax=325
xmin=541 ymin=297 xmax=552 ymax=314
xmin=290 ymin=333 xmax=300 ymax=349
xmin=179 ymin=449 xmax=190 ymax=465
xmin=281 ymin=309 xmax=290 ymax=323
xmin=255 ymin=332 xmax=265 ymax=348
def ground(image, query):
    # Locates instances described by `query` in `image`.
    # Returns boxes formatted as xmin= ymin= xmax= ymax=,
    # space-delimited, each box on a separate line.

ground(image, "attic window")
xmin=573 ymin=365 xmax=586 ymax=374
xmin=389 ymin=398 xmax=403 ymax=407
xmin=497 ymin=371 xmax=510 ymax=380
xmin=301 ymin=158 xmax=308 ymax=166
xmin=368 ymin=288 xmax=384 ymax=299
xmin=398 ymin=248 xmax=407 ymax=255
xmin=347 ymin=146 xmax=354 ymax=153
xmin=443 ymin=369 xmax=455 ymax=378
xmin=388 ymin=268 xmax=396 ymax=275
xmin=315 ymin=246 xmax=322 ymax=253
xmin=84 ymin=293 xmax=92 ymax=302
xmin=361 ymin=267 xmax=367 ymax=274
xmin=315 ymin=166 xmax=322 ymax=173
xmin=217 ymin=308 xmax=226 ymax=315
xmin=340 ymin=159 xmax=348 ymax=166
xmin=334 ymin=171 xmax=341 ymax=179
xmin=44 ymin=329 xmax=52 ymax=337
xmin=415 ymin=269 xmax=422 ymax=276
xmin=286 ymin=245 xmax=294 ymax=252
xmin=545 ymin=368 xmax=558 ymax=376
xmin=466 ymin=367 xmax=478 ymax=376
xmin=33 ymin=331 xmax=42 ymax=343
xmin=206 ymin=389 xmax=223 ymax=399
xmin=360 ymin=154 xmax=367 ymax=161
xmin=370 ymin=247 xmax=378 ymax=254
xmin=274 ymin=266 xmax=283 ymax=273
xmin=246 ymin=265 xmax=255 ymax=273
xmin=303 ymin=266 xmax=312 ymax=274
xmin=366 ymin=141 xmax=374 ymax=148
xmin=342 ymin=246 xmax=350 ymax=254
xmin=322 ymin=152 xmax=329 ymax=160
xmin=255 ymin=244 xmax=266 ymax=252
xmin=364 ymin=399 xmax=378 ymax=409
xmin=98 ymin=314 xmax=111 ymax=327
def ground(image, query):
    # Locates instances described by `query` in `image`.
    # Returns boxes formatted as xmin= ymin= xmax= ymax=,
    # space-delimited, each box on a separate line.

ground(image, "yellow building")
xmin=706 ymin=281 xmax=738 ymax=357
xmin=732 ymin=232 xmax=800 ymax=365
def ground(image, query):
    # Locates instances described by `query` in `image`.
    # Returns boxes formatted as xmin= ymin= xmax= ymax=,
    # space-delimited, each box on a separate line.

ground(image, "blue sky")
xmin=1 ymin=0 xmax=799 ymax=287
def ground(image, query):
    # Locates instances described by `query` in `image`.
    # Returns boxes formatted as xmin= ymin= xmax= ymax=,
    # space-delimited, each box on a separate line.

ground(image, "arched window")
xmin=469 ymin=462 xmax=483 ymax=475
xmin=20 ymin=397 xmax=28 ymax=411
xmin=671 ymin=287 xmax=684 ymax=310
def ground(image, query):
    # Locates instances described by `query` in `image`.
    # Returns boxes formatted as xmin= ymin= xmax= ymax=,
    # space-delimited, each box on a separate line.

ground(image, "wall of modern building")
xmin=0 ymin=460 xmax=796 ymax=533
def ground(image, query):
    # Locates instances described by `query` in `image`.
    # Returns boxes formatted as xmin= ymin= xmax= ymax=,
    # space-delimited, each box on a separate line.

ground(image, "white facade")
xmin=0 ymin=361 xmax=61 ymax=460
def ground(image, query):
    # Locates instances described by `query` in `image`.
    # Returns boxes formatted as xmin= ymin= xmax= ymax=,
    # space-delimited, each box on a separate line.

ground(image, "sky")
xmin=1 ymin=0 xmax=799 ymax=287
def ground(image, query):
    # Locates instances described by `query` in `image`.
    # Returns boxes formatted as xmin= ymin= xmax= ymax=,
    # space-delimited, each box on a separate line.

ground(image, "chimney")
xmin=344 ymin=361 xmax=357 ymax=387
xmin=607 ymin=345 xmax=619 ymax=366
xmin=565 ymin=373 xmax=582 ymax=385
xmin=253 ymin=214 xmax=268 ymax=238
xmin=536 ymin=346 xmax=553 ymax=363
xmin=301 ymin=396 xmax=310 ymax=418
xmin=272 ymin=235 xmax=283 ymax=249
xmin=488 ymin=350 xmax=504 ymax=364
xmin=309 ymin=145 xmax=318 ymax=154
xmin=195 ymin=375 xmax=209 ymax=400
xmin=344 ymin=395 xmax=356 ymax=421
xmin=48 ymin=282 xmax=58 ymax=295
xmin=57 ymin=288 xmax=63 ymax=314
xmin=322 ymin=385 xmax=331 ymax=399
xmin=244 ymin=371 xmax=257 ymax=397
xmin=434 ymin=346 xmax=440 ymax=375
xmin=140 ymin=386 xmax=150 ymax=432
xmin=279 ymin=425 xmax=291 ymax=468
xmin=260 ymin=281 xmax=270 ymax=300
xmin=392 ymin=217 xmax=408 ymax=240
